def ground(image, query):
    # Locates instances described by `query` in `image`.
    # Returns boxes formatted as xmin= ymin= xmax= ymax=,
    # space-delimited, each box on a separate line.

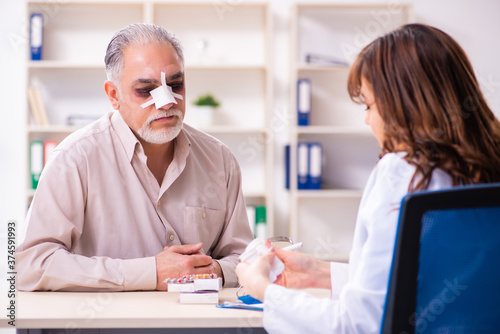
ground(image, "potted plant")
xmin=187 ymin=94 xmax=221 ymax=127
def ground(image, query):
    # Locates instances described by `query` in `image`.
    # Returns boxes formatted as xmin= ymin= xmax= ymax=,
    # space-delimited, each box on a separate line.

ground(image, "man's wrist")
xmin=212 ymin=260 xmax=224 ymax=284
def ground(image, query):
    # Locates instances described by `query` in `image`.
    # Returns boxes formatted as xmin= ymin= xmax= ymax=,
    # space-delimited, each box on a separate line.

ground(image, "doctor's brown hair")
xmin=347 ymin=23 xmax=500 ymax=191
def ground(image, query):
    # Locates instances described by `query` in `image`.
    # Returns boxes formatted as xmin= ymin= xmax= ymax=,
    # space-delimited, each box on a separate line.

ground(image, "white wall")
xmin=1 ymin=0 xmax=499 ymax=280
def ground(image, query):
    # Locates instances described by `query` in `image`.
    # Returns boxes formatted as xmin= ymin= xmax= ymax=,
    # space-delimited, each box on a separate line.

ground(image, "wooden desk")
xmin=16 ymin=288 xmax=266 ymax=334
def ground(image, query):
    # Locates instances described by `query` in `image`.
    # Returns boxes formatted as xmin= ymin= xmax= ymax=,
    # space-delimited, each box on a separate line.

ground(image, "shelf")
xmin=26 ymin=1 xmax=275 ymax=237
xmin=27 ymin=125 xmax=270 ymax=136
xmin=296 ymin=189 xmax=363 ymax=199
xmin=27 ymin=125 xmax=81 ymax=133
xmin=297 ymin=64 xmax=349 ymax=71
xmin=288 ymin=3 xmax=413 ymax=251
xmin=28 ymin=61 xmax=267 ymax=71
xmin=28 ymin=61 xmax=104 ymax=69
xmin=295 ymin=126 xmax=372 ymax=135
xmin=203 ymin=126 xmax=270 ymax=135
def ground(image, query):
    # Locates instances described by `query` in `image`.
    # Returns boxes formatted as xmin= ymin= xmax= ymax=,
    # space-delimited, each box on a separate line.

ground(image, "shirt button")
xmin=202 ymin=212 xmax=206 ymax=219
xmin=169 ymin=234 xmax=175 ymax=241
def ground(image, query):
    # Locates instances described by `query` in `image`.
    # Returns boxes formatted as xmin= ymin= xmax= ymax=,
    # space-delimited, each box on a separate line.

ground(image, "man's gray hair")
xmin=104 ymin=23 xmax=184 ymax=84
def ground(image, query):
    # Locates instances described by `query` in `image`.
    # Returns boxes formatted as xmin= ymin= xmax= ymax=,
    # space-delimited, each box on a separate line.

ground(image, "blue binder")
xmin=308 ymin=142 xmax=322 ymax=189
xmin=297 ymin=142 xmax=309 ymax=189
xmin=30 ymin=13 xmax=43 ymax=61
xmin=297 ymin=78 xmax=311 ymax=126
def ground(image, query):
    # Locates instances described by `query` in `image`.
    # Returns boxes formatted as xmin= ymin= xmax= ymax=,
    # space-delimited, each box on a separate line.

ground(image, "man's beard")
xmin=137 ymin=109 xmax=184 ymax=144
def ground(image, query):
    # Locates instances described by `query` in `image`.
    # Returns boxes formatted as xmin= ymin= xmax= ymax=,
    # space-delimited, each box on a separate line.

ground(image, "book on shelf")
xmin=305 ymin=53 xmax=349 ymax=67
xmin=285 ymin=142 xmax=324 ymax=190
xmin=66 ymin=114 xmax=101 ymax=127
xmin=30 ymin=13 xmax=43 ymax=61
xmin=27 ymin=86 xmax=49 ymax=126
xmin=30 ymin=139 xmax=59 ymax=189
xmin=297 ymin=78 xmax=311 ymax=126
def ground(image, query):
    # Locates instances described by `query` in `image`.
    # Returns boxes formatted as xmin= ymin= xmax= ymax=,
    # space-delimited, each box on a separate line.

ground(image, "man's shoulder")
xmin=56 ymin=112 xmax=114 ymax=152
xmin=181 ymin=123 xmax=227 ymax=150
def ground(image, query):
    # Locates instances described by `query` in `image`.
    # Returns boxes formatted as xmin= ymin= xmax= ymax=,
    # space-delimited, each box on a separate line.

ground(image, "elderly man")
xmin=17 ymin=23 xmax=253 ymax=291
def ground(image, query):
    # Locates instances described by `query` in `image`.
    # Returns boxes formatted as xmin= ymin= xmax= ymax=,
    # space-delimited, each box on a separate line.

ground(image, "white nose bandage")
xmin=141 ymin=71 xmax=183 ymax=109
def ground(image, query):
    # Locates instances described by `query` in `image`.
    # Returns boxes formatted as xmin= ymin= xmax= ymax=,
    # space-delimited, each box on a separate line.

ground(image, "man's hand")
xmin=155 ymin=242 xmax=221 ymax=290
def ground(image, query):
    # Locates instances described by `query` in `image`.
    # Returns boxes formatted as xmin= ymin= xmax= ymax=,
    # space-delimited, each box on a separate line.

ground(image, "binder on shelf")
xmin=246 ymin=205 xmax=256 ymax=236
xmin=43 ymin=140 xmax=58 ymax=166
xmin=284 ymin=145 xmax=290 ymax=189
xmin=30 ymin=140 xmax=44 ymax=190
xmin=30 ymin=13 xmax=43 ymax=61
xmin=255 ymin=205 xmax=267 ymax=239
xmin=297 ymin=142 xmax=309 ymax=189
xmin=297 ymin=78 xmax=311 ymax=126
xmin=286 ymin=142 xmax=324 ymax=190
xmin=308 ymin=142 xmax=323 ymax=190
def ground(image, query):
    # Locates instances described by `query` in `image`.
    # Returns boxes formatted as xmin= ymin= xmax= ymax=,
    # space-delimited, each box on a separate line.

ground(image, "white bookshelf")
xmin=26 ymin=1 xmax=274 ymax=235
xmin=288 ymin=3 xmax=413 ymax=261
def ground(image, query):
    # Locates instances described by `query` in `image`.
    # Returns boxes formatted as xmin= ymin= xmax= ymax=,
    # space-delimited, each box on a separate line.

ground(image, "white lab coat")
xmin=263 ymin=152 xmax=453 ymax=334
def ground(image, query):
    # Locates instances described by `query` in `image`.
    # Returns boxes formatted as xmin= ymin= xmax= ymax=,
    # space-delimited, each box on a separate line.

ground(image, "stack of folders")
xmin=285 ymin=142 xmax=323 ymax=190
xmin=166 ymin=274 xmax=222 ymax=304
xmin=30 ymin=140 xmax=58 ymax=189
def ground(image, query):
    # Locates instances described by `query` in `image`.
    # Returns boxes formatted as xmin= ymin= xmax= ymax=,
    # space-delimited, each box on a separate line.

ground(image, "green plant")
xmin=192 ymin=94 xmax=220 ymax=107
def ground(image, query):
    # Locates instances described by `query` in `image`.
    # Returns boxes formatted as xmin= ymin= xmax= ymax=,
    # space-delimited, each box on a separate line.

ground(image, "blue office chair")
xmin=381 ymin=183 xmax=500 ymax=334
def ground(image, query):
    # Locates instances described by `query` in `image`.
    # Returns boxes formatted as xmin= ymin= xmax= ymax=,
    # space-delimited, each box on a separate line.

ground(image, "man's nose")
xmin=159 ymin=102 xmax=174 ymax=111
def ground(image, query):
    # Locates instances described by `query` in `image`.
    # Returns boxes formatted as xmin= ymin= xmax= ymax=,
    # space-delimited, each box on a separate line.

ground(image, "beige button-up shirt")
xmin=17 ymin=111 xmax=253 ymax=291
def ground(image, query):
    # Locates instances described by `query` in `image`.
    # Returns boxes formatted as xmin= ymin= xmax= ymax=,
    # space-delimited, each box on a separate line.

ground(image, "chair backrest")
xmin=381 ymin=183 xmax=500 ymax=334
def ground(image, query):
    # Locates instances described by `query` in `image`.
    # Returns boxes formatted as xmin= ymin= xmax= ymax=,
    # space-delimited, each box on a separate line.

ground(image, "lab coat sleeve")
xmin=262 ymin=154 xmax=414 ymax=334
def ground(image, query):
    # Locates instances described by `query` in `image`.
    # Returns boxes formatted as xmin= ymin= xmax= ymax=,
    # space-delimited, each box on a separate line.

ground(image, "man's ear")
xmin=104 ymin=80 xmax=120 ymax=110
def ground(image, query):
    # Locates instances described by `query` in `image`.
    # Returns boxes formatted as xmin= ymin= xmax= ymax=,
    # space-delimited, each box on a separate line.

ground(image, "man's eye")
xmin=169 ymin=82 xmax=184 ymax=92
xmin=136 ymin=88 xmax=152 ymax=97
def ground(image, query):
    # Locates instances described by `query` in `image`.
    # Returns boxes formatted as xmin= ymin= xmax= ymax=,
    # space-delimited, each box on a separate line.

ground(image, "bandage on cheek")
xmin=141 ymin=71 xmax=184 ymax=109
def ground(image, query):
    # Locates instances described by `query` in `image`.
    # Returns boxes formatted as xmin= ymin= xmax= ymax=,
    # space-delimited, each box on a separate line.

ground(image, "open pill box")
xmin=165 ymin=274 xmax=222 ymax=292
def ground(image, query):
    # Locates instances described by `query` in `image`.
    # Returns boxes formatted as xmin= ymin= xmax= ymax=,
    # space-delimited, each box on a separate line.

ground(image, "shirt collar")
xmin=111 ymin=111 xmax=140 ymax=162
xmin=111 ymin=110 xmax=192 ymax=163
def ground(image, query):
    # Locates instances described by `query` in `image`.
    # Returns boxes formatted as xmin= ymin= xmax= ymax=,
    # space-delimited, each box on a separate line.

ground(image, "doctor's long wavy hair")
xmin=347 ymin=23 xmax=500 ymax=191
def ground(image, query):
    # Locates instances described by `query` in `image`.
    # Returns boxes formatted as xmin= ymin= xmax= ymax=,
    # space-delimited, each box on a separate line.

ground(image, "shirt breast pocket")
xmin=183 ymin=206 xmax=226 ymax=254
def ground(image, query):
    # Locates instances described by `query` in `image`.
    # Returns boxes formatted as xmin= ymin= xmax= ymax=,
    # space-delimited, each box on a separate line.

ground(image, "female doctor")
xmin=236 ymin=23 xmax=500 ymax=334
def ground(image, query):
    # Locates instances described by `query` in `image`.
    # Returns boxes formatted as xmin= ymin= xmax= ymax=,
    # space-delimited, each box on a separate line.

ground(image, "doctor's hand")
xmin=155 ymin=242 xmax=214 ymax=290
xmin=272 ymin=246 xmax=332 ymax=290
xmin=235 ymin=251 xmax=274 ymax=302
